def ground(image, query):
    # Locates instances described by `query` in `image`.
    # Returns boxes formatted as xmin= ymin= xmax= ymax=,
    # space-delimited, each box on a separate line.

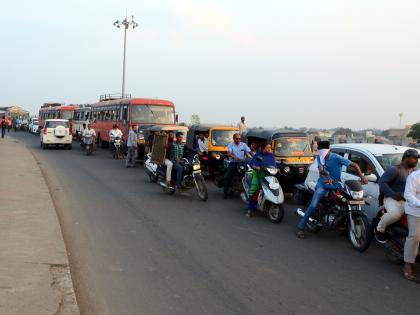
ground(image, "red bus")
xmin=39 ymin=103 xmax=79 ymax=133
xmin=90 ymin=95 xmax=177 ymax=155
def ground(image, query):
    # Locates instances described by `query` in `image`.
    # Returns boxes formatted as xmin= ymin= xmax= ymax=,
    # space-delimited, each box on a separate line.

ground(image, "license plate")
xmin=349 ymin=200 xmax=365 ymax=205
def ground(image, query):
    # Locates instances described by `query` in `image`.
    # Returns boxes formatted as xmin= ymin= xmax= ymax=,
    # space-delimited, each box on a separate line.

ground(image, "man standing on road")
xmin=238 ymin=116 xmax=247 ymax=135
xmin=224 ymin=133 xmax=251 ymax=199
xmin=297 ymin=147 xmax=368 ymax=239
xmin=403 ymin=167 xmax=420 ymax=281
xmin=172 ymin=132 xmax=185 ymax=191
xmin=1 ymin=116 xmax=6 ymax=138
xmin=374 ymin=150 xmax=418 ymax=243
xmin=126 ymin=125 xmax=138 ymax=168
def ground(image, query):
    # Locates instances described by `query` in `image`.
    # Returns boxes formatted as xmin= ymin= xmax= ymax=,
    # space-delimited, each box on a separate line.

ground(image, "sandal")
xmin=297 ymin=230 xmax=305 ymax=239
xmin=402 ymin=271 xmax=418 ymax=282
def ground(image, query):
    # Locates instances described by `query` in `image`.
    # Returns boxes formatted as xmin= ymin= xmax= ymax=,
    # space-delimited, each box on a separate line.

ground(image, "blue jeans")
xmin=1 ymin=128 xmax=5 ymax=138
xmin=297 ymin=186 xmax=327 ymax=230
xmin=224 ymin=162 xmax=238 ymax=195
xmin=175 ymin=162 xmax=184 ymax=188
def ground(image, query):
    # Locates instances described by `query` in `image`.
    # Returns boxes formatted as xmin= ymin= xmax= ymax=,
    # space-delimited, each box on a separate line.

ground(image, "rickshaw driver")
xmin=223 ymin=133 xmax=252 ymax=199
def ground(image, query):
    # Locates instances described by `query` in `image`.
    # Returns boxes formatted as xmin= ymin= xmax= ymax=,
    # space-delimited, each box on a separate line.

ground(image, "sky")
xmin=1 ymin=0 xmax=419 ymax=129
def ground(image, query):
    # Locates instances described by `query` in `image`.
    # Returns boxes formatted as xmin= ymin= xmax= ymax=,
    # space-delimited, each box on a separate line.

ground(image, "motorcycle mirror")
xmin=365 ymin=173 xmax=377 ymax=183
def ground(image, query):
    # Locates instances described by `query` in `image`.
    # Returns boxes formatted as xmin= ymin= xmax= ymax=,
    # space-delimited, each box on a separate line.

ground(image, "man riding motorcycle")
xmin=297 ymin=144 xmax=367 ymax=239
xmin=374 ymin=149 xmax=418 ymax=243
xmin=246 ymin=142 xmax=276 ymax=217
xmin=172 ymin=132 xmax=186 ymax=191
xmin=109 ymin=124 xmax=123 ymax=150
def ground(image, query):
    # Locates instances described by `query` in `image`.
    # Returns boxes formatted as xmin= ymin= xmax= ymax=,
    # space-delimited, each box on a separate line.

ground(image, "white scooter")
xmin=240 ymin=165 xmax=285 ymax=223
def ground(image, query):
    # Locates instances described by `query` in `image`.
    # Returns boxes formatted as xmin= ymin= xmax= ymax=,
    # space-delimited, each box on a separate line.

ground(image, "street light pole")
xmin=113 ymin=15 xmax=139 ymax=97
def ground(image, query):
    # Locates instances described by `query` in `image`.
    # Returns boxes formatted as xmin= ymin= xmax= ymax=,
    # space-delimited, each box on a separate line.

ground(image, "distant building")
xmin=387 ymin=125 xmax=413 ymax=146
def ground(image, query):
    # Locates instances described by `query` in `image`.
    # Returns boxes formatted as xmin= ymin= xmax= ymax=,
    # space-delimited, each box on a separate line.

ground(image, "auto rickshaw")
xmin=186 ymin=124 xmax=240 ymax=182
xmin=243 ymin=128 xmax=314 ymax=192
xmin=138 ymin=125 xmax=189 ymax=161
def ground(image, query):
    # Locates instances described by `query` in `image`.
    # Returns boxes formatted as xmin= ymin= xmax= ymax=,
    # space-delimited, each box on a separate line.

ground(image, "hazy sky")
xmin=2 ymin=0 xmax=419 ymax=129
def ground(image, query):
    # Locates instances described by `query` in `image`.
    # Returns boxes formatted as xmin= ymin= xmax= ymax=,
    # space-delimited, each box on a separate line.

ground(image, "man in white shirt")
xmin=197 ymin=132 xmax=208 ymax=155
xmin=109 ymin=124 xmax=123 ymax=140
xmin=403 ymin=159 xmax=420 ymax=281
xmin=238 ymin=116 xmax=247 ymax=135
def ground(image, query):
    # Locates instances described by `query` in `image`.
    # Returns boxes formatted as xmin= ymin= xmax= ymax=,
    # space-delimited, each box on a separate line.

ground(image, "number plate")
xmin=349 ymin=200 xmax=365 ymax=205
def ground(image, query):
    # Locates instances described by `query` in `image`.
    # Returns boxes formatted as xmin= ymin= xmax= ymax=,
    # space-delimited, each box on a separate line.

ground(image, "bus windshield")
xmin=61 ymin=110 xmax=74 ymax=120
xmin=131 ymin=105 xmax=174 ymax=124
xmin=275 ymin=137 xmax=312 ymax=157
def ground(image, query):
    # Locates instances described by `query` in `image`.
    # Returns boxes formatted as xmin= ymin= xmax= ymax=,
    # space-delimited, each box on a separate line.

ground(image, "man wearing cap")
xmin=297 ymin=145 xmax=367 ymax=239
xmin=375 ymin=149 xmax=419 ymax=243
xmin=403 ymin=163 xmax=420 ymax=281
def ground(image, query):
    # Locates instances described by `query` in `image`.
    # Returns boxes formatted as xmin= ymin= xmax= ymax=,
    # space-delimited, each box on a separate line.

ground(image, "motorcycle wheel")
xmin=267 ymin=204 xmax=284 ymax=223
xmin=348 ymin=215 xmax=371 ymax=252
xmin=384 ymin=241 xmax=404 ymax=264
xmin=195 ymin=176 xmax=208 ymax=201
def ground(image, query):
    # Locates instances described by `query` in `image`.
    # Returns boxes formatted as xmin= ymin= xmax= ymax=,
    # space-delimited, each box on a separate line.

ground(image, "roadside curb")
xmin=0 ymin=137 xmax=80 ymax=315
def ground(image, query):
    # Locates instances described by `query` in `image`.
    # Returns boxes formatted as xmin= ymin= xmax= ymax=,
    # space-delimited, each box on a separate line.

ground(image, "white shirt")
xmin=109 ymin=128 xmax=123 ymax=139
xmin=83 ymin=128 xmax=96 ymax=137
xmin=238 ymin=121 xmax=247 ymax=134
xmin=404 ymin=169 xmax=420 ymax=217
xmin=198 ymin=138 xmax=208 ymax=153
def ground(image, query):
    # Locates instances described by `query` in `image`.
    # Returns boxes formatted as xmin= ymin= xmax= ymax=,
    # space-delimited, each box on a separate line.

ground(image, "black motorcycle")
xmin=145 ymin=154 xmax=208 ymax=201
xmin=372 ymin=210 xmax=419 ymax=264
xmin=296 ymin=180 xmax=371 ymax=252
xmin=215 ymin=158 xmax=248 ymax=195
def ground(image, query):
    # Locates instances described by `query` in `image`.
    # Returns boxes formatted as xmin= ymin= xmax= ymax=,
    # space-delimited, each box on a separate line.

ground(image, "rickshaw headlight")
xmin=193 ymin=164 xmax=201 ymax=171
xmin=283 ymin=166 xmax=291 ymax=174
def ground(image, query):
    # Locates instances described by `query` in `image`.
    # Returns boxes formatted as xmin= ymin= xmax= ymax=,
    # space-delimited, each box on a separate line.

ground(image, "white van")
xmin=40 ymin=119 xmax=73 ymax=150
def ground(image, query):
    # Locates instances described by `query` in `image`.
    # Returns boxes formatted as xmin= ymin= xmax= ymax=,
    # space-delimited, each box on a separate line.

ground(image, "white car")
xmin=40 ymin=119 xmax=73 ymax=150
xmin=29 ymin=119 xmax=39 ymax=134
xmin=303 ymin=144 xmax=419 ymax=220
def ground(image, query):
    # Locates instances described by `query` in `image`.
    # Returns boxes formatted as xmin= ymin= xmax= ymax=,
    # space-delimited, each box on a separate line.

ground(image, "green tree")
xmin=333 ymin=128 xmax=353 ymax=137
xmin=408 ymin=122 xmax=420 ymax=141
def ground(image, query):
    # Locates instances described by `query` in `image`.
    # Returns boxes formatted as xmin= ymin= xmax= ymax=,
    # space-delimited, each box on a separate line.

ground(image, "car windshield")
xmin=274 ymin=137 xmax=312 ymax=157
xmin=211 ymin=130 xmax=237 ymax=146
xmin=45 ymin=121 xmax=69 ymax=128
xmin=376 ymin=154 xmax=420 ymax=171
xmin=61 ymin=111 xmax=74 ymax=120
xmin=131 ymin=105 xmax=175 ymax=124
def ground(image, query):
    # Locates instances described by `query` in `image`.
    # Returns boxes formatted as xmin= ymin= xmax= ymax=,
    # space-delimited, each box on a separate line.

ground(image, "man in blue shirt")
xmin=297 ymin=146 xmax=367 ymax=238
xmin=223 ymin=133 xmax=251 ymax=198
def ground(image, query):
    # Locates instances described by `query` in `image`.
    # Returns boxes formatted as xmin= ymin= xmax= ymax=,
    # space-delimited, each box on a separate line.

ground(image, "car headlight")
xmin=266 ymin=167 xmax=278 ymax=175
xmin=283 ymin=166 xmax=291 ymax=173
xmin=350 ymin=190 xmax=364 ymax=200
xmin=193 ymin=164 xmax=201 ymax=171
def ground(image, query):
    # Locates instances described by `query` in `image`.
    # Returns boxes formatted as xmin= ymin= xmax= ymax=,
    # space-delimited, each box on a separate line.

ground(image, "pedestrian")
xmin=238 ymin=116 xmax=247 ymax=135
xmin=1 ymin=116 xmax=6 ymax=138
xmin=402 ymin=158 xmax=420 ymax=282
xmin=7 ymin=118 xmax=12 ymax=132
xmin=126 ymin=125 xmax=138 ymax=168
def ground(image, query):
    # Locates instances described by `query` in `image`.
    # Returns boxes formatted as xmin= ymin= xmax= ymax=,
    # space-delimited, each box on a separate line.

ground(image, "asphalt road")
xmin=11 ymin=132 xmax=420 ymax=315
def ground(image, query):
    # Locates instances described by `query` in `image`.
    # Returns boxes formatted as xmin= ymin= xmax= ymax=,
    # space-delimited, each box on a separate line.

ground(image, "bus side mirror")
xmin=175 ymin=114 xmax=179 ymax=123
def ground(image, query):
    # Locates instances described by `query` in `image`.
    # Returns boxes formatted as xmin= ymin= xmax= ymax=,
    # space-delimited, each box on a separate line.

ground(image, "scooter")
xmin=145 ymin=153 xmax=208 ymax=201
xmin=112 ymin=136 xmax=123 ymax=159
xmin=240 ymin=165 xmax=285 ymax=223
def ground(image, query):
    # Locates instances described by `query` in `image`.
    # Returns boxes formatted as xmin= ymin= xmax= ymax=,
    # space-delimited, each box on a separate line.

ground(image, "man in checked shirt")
xmin=171 ymin=132 xmax=186 ymax=191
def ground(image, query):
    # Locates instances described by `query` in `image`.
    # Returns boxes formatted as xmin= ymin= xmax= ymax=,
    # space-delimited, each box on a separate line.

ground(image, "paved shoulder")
xmin=0 ymin=137 xmax=79 ymax=314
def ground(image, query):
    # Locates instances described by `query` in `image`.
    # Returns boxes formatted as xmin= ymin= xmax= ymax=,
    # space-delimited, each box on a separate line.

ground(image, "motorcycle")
xmin=145 ymin=153 xmax=208 ymax=201
xmin=240 ymin=165 xmax=285 ymax=223
xmin=296 ymin=180 xmax=371 ymax=252
xmin=372 ymin=210 xmax=419 ymax=264
xmin=112 ymin=136 xmax=123 ymax=159
xmin=215 ymin=158 xmax=248 ymax=195
xmin=83 ymin=134 xmax=94 ymax=156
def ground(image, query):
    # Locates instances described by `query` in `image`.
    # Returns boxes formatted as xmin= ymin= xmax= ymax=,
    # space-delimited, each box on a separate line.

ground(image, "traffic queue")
xmin=34 ymin=96 xmax=420 ymax=282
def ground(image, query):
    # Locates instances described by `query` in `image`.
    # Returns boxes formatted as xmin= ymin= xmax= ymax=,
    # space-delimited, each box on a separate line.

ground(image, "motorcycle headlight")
xmin=193 ymin=164 xmax=201 ymax=171
xmin=266 ymin=167 xmax=278 ymax=175
xmin=350 ymin=190 xmax=364 ymax=200
xmin=283 ymin=166 xmax=291 ymax=174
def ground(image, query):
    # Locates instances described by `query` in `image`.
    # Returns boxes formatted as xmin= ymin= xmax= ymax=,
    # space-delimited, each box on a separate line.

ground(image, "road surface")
xmin=10 ymin=132 xmax=419 ymax=315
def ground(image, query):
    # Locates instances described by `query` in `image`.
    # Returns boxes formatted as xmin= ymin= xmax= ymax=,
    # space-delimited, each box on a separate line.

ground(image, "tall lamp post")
xmin=113 ymin=15 xmax=139 ymax=97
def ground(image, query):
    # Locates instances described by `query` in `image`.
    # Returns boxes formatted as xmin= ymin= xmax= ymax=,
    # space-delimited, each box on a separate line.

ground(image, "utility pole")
xmin=113 ymin=15 xmax=139 ymax=97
